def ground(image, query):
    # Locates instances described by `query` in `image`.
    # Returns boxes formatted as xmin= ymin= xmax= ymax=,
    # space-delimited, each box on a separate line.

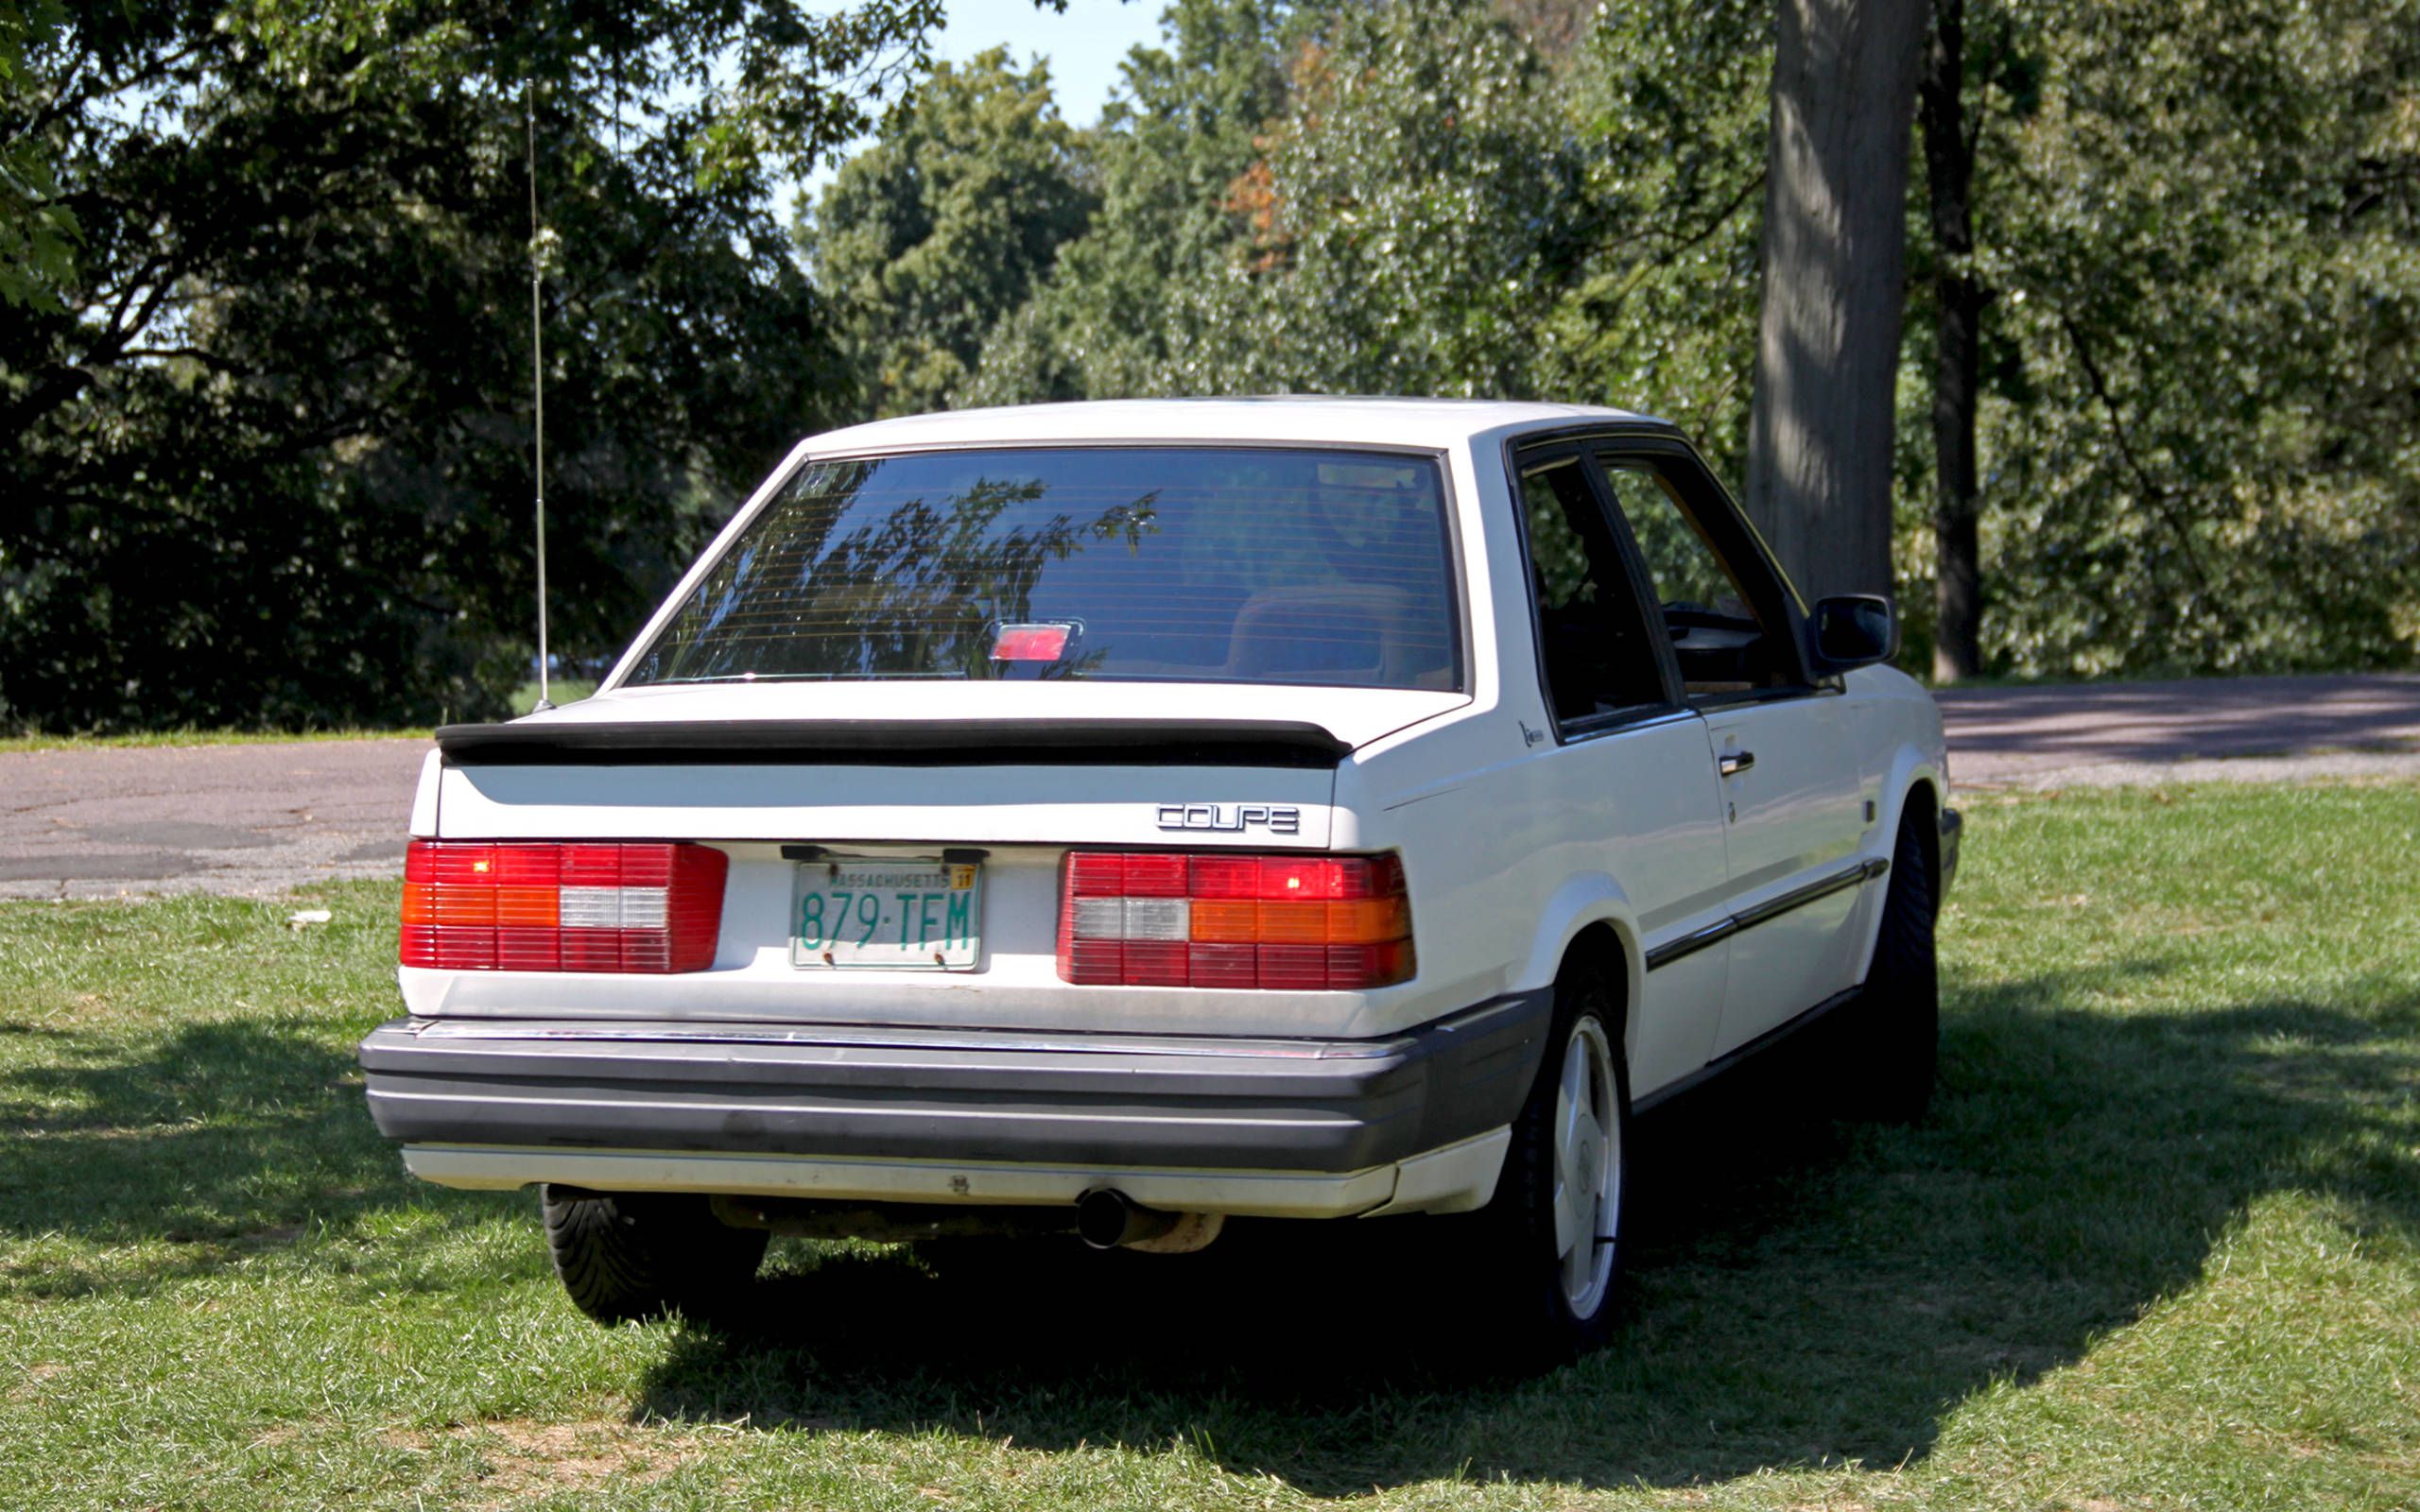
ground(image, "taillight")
xmin=1056 ymin=851 xmax=1415 ymax=989
xmin=400 ymin=841 xmax=728 ymax=973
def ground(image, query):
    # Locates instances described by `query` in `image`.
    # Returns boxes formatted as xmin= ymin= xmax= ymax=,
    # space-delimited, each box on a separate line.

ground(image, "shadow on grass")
xmin=0 ymin=1017 xmax=494 ymax=1293
xmin=633 ymin=966 xmax=2420 ymax=1493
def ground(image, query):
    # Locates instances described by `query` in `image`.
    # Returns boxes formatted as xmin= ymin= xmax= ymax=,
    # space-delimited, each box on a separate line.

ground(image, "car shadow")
xmin=0 ymin=1015 xmax=504 ymax=1296
xmin=633 ymin=964 xmax=2420 ymax=1494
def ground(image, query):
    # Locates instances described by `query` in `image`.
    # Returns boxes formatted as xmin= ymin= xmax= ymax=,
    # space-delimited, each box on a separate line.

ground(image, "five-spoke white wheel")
xmin=1464 ymin=960 xmax=1631 ymax=1369
xmin=1551 ymin=1017 xmax=1620 ymax=1318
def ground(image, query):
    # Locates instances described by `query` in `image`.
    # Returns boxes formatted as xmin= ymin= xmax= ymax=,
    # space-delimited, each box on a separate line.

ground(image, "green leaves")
xmin=0 ymin=0 xmax=973 ymax=731
xmin=3 ymin=0 xmax=2412 ymax=733
xmin=966 ymin=0 xmax=2416 ymax=679
xmin=807 ymin=46 xmax=1099 ymax=421
xmin=1166 ymin=0 xmax=1579 ymax=399
xmin=1945 ymin=0 xmax=2420 ymax=675
xmin=0 ymin=0 xmax=77 ymax=311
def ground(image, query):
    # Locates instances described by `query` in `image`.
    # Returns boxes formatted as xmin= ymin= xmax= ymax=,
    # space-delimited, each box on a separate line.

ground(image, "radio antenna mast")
xmin=527 ymin=75 xmax=554 ymax=713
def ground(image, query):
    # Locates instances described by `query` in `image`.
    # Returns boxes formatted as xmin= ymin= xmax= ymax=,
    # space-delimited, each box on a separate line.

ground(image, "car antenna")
xmin=527 ymin=73 xmax=554 ymax=714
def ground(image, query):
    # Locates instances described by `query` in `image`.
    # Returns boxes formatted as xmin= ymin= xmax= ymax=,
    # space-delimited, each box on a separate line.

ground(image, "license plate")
xmin=791 ymin=859 xmax=982 ymax=970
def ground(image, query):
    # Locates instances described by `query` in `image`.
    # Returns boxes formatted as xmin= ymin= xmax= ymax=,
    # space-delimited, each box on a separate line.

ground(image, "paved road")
xmin=1 ymin=740 xmax=428 ymax=901
xmin=1933 ymin=673 xmax=2420 ymax=788
xmin=3 ymin=673 xmax=2415 ymax=899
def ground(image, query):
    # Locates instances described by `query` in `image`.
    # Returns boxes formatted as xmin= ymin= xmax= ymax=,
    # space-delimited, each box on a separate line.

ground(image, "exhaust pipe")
xmin=1077 ymin=1188 xmax=1178 ymax=1249
xmin=1074 ymin=1190 xmax=1226 ymax=1253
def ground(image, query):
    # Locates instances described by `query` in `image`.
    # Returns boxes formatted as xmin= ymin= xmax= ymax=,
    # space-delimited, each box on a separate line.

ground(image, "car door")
xmin=1588 ymin=443 xmax=1870 ymax=1058
xmin=1510 ymin=447 xmax=1734 ymax=1098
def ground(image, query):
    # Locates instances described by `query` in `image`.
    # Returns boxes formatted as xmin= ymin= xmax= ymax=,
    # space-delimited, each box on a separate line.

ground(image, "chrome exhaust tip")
xmin=1076 ymin=1188 xmax=1175 ymax=1249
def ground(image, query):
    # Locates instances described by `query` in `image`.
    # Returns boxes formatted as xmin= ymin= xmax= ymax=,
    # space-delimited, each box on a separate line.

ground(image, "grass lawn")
xmin=0 ymin=727 xmax=437 ymax=754
xmin=1 ymin=782 xmax=2414 ymax=1510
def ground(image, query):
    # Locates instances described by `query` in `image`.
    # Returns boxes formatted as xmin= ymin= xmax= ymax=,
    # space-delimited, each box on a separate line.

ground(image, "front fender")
xmin=1854 ymin=747 xmax=1947 ymax=981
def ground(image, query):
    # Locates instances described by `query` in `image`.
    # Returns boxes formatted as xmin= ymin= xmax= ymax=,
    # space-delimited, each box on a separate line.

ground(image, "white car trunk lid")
xmin=431 ymin=681 xmax=1464 ymax=849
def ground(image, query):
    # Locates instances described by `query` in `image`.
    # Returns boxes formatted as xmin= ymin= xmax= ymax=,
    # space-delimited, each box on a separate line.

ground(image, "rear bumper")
xmin=357 ymin=991 xmax=1549 ymax=1217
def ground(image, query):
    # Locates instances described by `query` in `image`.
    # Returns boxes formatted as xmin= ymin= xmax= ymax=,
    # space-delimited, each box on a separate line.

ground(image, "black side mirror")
xmin=1809 ymin=594 xmax=1897 ymax=673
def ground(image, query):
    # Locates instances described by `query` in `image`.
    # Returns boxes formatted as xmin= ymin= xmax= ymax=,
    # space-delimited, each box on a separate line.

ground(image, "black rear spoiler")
xmin=433 ymin=718 xmax=1353 ymax=769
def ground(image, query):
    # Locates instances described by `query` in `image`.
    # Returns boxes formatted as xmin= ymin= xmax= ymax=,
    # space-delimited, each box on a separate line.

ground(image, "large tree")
xmin=1742 ymin=0 xmax=1932 ymax=602
xmin=808 ymin=47 xmax=1098 ymax=421
xmin=1915 ymin=0 xmax=1985 ymax=679
xmin=1962 ymin=0 xmax=2420 ymax=675
xmin=0 ymin=0 xmax=74 ymax=310
xmin=961 ymin=0 xmax=1303 ymax=406
xmin=0 ymin=0 xmax=963 ymax=730
xmin=973 ymin=0 xmax=1582 ymax=404
xmin=1161 ymin=0 xmax=1582 ymax=398
xmin=1539 ymin=0 xmax=1772 ymax=484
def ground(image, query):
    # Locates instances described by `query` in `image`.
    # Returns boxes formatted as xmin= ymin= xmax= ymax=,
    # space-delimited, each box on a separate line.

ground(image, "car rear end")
xmin=357 ymin=435 xmax=1549 ymax=1242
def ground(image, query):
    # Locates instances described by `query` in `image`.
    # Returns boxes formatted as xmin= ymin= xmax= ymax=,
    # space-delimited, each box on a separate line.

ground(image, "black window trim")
xmin=1582 ymin=432 xmax=1831 ymax=708
xmin=1505 ymin=440 xmax=1689 ymax=745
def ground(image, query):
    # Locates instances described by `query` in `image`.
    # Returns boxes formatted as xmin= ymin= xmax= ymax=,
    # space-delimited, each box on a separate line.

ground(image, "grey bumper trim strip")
xmin=1645 ymin=856 xmax=1888 ymax=971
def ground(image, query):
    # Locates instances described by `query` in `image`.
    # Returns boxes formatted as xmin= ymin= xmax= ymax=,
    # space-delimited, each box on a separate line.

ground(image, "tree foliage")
xmin=0 ymin=0 xmax=76 ymax=311
xmin=5 ymin=0 xmax=2412 ymax=731
xmin=964 ymin=0 xmax=2419 ymax=677
xmin=1166 ymin=0 xmax=1585 ymax=398
xmin=0 ymin=0 xmax=957 ymax=730
xmin=1954 ymin=0 xmax=2420 ymax=674
xmin=808 ymin=47 xmax=1097 ymax=420
xmin=1538 ymin=0 xmax=1773 ymax=484
xmin=959 ymin=0 xmax=1303 ymax=406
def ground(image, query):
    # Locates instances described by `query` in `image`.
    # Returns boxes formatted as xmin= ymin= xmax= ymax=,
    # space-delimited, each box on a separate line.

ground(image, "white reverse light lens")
xmin=559 ymin=887 xmax=624 ymax=928
xmin=1121 ymin=898 xmax=1191 ymax=940
xmin=616 ymin=888 xmax=669 ymax=929
xmin=1071 ymin=897 xmax=1125 ymax=938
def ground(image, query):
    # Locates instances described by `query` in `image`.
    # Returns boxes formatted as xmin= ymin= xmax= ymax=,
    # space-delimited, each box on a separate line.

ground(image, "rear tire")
xmin=539 ymin=1187 xmax=769 ymax=1325
xmin=1842 ymin=804 xmax=1940 ymax=1125
xmin=1459 ymin=957 xmax=1631 ymax=1371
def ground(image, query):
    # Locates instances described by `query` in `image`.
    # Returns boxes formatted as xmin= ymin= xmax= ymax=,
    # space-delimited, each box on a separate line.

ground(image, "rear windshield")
xmin=622 ymin=446 xmax=1462 ymax=691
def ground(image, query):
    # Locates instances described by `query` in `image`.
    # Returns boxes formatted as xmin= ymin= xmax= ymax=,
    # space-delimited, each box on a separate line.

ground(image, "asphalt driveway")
xmin=3 ymin=672 xmax=2415 ymax=899
xmin=2 ymin=739 xmax=429 ymax=901
xmin=1932 ymin=672 xmax=2420 ymax=787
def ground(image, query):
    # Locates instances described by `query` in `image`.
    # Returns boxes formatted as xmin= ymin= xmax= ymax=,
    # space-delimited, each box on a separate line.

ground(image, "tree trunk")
xmin=1920 ymin=0 xmax=1984 ymax=681
xmin=1743 ymin=0 xmax=1931 ymax=604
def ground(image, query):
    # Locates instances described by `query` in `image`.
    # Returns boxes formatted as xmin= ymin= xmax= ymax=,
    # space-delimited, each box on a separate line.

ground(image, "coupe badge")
xmin=1156 ymin=803 xmax=1302 ymax=834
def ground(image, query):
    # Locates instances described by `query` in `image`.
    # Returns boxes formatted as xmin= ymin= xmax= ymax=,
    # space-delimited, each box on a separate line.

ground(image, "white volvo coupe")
xmin=360 ymin=398 xmax=1960 ymax=1365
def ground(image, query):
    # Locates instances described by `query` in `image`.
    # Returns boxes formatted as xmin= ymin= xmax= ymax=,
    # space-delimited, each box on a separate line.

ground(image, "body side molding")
xmin=1643 ymin=856 xmax=1888 ymax=971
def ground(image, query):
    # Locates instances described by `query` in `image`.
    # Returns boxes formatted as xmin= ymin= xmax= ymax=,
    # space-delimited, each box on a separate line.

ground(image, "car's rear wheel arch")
xmin=1557 ymin=920 xmax=1634 ymax=1065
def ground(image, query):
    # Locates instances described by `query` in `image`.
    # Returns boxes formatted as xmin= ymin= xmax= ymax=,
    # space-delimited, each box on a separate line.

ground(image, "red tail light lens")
xmin=400 ymin=841 xmax=728 ymax=973
xmin=1056 ymin=851 xmax=1414 ymax=989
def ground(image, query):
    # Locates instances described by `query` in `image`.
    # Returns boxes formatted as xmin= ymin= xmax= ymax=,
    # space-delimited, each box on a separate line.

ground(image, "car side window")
xmin=1516 ymin=459 xmax=1667 ymax=727
xmin=1595 ymin=460 xmax=1796 ymax=701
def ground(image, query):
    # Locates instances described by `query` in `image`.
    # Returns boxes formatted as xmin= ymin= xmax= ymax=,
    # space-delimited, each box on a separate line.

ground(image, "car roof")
xmin=798 ymin=397 xmax=1673 ymax=455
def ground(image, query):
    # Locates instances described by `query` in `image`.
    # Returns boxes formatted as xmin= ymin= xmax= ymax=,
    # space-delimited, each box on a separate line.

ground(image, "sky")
xmin=930 ymin=0 xmax=1169 ymax=128
xmin=787 ymin=0 xmax=1170 ymax=211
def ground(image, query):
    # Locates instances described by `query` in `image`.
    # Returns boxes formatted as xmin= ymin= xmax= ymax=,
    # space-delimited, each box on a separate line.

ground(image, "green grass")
xmin=1 ymin=782 xmax=2415 ymax=1509
xmin=0 ymin=726 xmax=435 ymax=753
xmin=515 ymin=679 xmax=599 ymax=710
xmin=0 ymin=685 xmax=598 ymax=752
